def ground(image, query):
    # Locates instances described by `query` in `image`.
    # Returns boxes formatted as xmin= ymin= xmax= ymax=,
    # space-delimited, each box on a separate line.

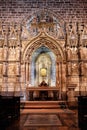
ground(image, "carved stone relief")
xmin=0 ymin=47 xmax=3 ymax=60
xmin=0 ymin=22 xmax=4 ymax=38
xmin=25 ymin=11 xmax=65 ymax=40
xmin=8 ymin=47 xmax=16 ymax=61
xmin=67 ymin=62 xmax=72 ymax=75
xmin=0 ymin=9 xmax=87 ymax=96
xmin=8 ymin=64 xmax=16 ymax=75
xmin=0 ymin=64 xmax=2 ymax=75
xmin=71 ymin=63 xmax=79 ymax=75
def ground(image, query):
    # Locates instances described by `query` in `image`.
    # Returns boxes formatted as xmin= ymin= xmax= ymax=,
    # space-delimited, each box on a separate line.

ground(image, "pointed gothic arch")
xmin=22 ymin=32 xmax=66 ymax=62
xmin=22 ymin=31 xmax=66 ymax=90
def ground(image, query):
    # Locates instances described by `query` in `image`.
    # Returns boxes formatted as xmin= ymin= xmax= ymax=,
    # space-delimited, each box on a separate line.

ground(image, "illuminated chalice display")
xmin=40 ymin=68 xmax=48 ymax=87
xmin=40 ymin=68 xmax=47 ymax=77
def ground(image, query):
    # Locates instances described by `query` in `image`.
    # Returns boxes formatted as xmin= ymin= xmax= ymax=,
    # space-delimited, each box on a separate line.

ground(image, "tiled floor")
xmin=6 ymin=109 xmax=80 ymax=130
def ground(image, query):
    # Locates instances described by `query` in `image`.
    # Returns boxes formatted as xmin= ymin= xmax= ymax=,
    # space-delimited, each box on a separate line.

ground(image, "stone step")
xmin=21 ymin=100 xmax=66 ymax=104
xmin=21 ymin=100 xmax=67 ymax=109
xmin=24 ymin=105 xmax=61 ymax=109
xmin=21 ymin=108 xmax=75 ymax=114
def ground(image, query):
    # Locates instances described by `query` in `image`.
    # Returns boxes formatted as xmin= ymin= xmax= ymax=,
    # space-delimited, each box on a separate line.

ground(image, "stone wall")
xmin=0 ymin=0 xmax=87 ymax=97
xmin=0 ymin=0 xmax=87 ymax=23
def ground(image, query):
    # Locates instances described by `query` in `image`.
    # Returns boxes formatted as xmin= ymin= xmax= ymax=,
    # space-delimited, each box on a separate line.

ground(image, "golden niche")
xmin=40 ymin=68 xmax=47 ymax=77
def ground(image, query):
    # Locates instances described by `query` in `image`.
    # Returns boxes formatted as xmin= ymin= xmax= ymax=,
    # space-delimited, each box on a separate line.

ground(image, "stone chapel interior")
xmin=0 ymin=1 xmax=87 ymax=129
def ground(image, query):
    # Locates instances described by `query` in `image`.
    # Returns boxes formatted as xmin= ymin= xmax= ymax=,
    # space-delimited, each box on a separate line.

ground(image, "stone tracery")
xmin=0 ymin=9 xmax=87 ymax=99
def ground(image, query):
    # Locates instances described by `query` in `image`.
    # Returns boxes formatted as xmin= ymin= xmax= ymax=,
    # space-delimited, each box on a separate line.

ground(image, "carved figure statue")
xmin=39 ymin=80 xmax=48 ymax=87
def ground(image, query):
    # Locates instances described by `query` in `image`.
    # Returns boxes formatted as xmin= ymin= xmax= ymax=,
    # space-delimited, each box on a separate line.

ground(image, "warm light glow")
xmin=40 ymin=68 xmax=47 ymax=77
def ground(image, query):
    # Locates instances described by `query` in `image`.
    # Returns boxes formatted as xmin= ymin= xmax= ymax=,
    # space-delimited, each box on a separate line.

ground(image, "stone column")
xmin=16 ymin=24 xmax=22 ymax=92
xmin=78 ymin=24 xmax=83 ymax=95
xmin=3 ymin=25 xmax=8 ymax=91
xmin=27 ymin=62 xmax=29 ymax=81
xmin=67 ymin=84 xmax=76 ymax=107
xmin=25 ymin=62 xmax=26 ymax=84
xmin=16 ymin=62 xmax=20 ymax=76
xmin=59 ymin=62 xmax=62 ymax=100
xmin=26 ymin=62 xmax=29 ymax=85
xmin=56 ymin=61 xmax=59 ymax=88
xmin=67 ymin=87 xmax=75 ymax=101
xmin=48 ymin=62 xmax=51 ymax=86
